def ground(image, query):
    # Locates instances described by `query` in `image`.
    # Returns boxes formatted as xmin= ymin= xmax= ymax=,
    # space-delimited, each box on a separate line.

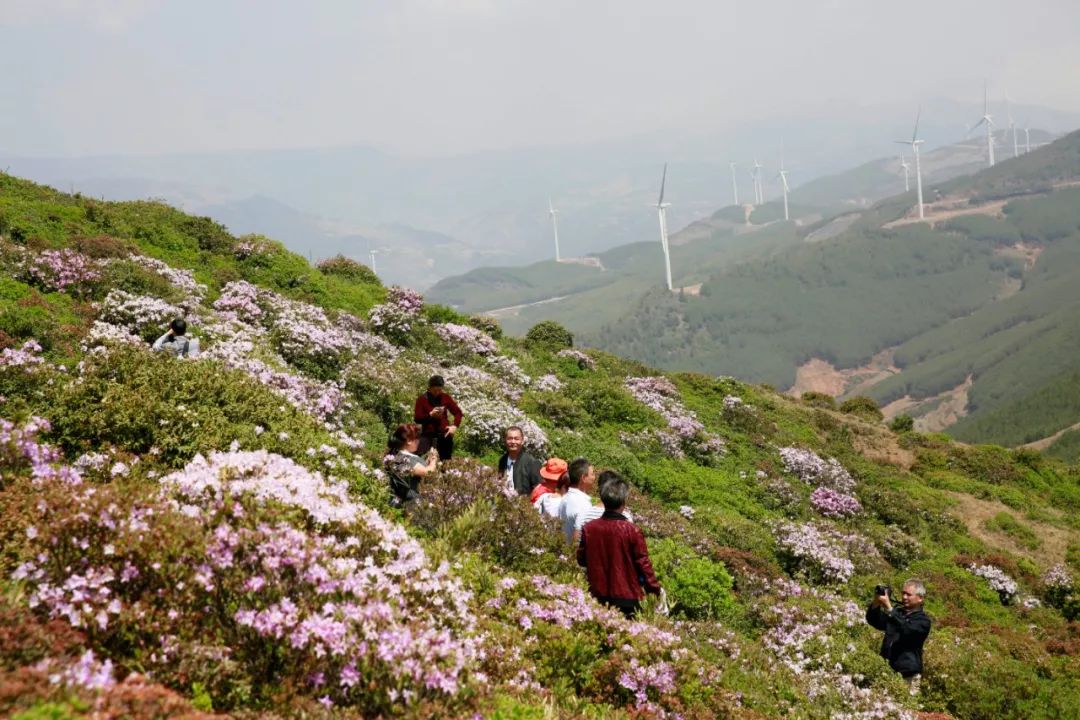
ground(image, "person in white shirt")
xmin=534 ymin=464 xmax=569 ymax=519
xmin=558 ymin=457 xmax=596 ymax=544
xmin=152 ymin=318 xmax=199 ymax=358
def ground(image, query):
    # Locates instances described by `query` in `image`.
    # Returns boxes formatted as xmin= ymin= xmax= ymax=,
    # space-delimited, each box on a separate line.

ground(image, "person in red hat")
xmin=497 ymin=425 xmax=542 ymax=496
xmin=532 ymin=457 xmax=569 ymax=516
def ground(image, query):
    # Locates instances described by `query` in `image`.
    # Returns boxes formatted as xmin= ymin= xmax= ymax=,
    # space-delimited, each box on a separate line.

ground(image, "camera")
xmin=875 ymin=584 xmax=891 ymax=597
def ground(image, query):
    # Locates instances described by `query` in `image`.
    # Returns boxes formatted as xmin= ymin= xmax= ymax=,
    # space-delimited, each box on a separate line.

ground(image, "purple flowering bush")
xmin=809 ymin=486 xmax=863 ymax=518
xmin=623 ymin=376 xmax=725 ymax=462
xmin=368 ymin=286 xmax=424 ymax=344
xmin=435 ymin=322 xmax=498 ymax=356
xmin=772 ymin=521 xmax=875 ymax=585
xmin=9 ymin=434 xmax=485 ymax=714
xmin=479 ymin=575 xmax=734 ymax=719
xmin=24 ymin=249 xmax=101 ymax=295
xmin=779 ymin=446 xmax=857 ymax=494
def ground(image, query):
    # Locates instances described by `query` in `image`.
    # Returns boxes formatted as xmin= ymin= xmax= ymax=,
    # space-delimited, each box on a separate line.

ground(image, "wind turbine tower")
xmin=1007 ymin=95 xmax=1018 ymax=158
xmin=895 ymin=108 xmax=926 ymax=220
xmin=972 ymin=85 xmax=996 ymax=167
xmin=752 ymin=158 xmax=764 ymax=204
xmin=777 ymin=153 xmax=790 ymax=221
xmin=900 ymin=152 xmax=910 ymax=192
xmin=1024 ymin=125 xmax=1031 ymax=154
xmin=548 ymin=198 xmax=561 ymax=262
xmin=729 ymin=162 xmax=739 ymax=206
xmin=369 ymin=249 xmax=379 ymax=275
xmin=653 ymin=164 xmax=673 ymax=292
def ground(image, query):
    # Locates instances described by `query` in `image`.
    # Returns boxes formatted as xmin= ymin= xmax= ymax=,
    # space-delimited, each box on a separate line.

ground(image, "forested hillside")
xmin=585 ymin=131 xmax=1080 ymax=456
xmin=0 ymin=173 xmax=1078 ymax=720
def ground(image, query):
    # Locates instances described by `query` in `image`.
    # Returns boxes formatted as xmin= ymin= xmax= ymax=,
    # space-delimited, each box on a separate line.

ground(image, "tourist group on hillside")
xmin=384 ymin=374 xmax=663 ymax=618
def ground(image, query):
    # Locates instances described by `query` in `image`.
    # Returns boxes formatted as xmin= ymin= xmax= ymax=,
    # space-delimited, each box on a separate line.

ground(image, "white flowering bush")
xmin=779 ymin=447 xmax=857 ymax=494
xmin=98 ymin=289 xmax=187 ymax=340
xmin=435 ymin=322 xmax=498 ymax=356
xmin=773 ymin=522 xmax=859 ymax=585
xmin=968 ymin=563 xmax=1019 ymax=604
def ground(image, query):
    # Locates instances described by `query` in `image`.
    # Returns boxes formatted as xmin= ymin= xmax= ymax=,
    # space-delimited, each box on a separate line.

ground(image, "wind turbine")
xmin=368 ymin=246 xmax=391 ymax=275
xmin=900 ymin=152 xmax=911 ymax=192
xmin=1006 ymin=94 xmax=1018 ymax=158
xmin=653 ymin=163 xmax=673 ymax=292
xmin=729 ymin=162 xmax=739 ymax=206
xmin=895 ymin=108 xmax=925 ymax=220
xmin=776 ymin=151 xmax=790 ymax=221
xmin=971 ymin=85 xmax=996 ymax=167
xmin=548 ymin=198 xmax=561 ymax=262
xmin=1023 ymin=124 xmax=1031 ymax=153
xmin=752 ymin=158 xmax=764 ymax=204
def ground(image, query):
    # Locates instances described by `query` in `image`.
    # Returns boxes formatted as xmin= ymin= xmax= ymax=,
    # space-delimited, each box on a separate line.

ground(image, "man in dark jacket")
xmin=413 ymin=375 xmax=463 ymax=460
xmin=577 ymin=472 xmax=662 ymax=618
xmin=496 ymin=425 xmax=542 ymax=496
xmin=866 ymin=579 xmax=931 ymax=694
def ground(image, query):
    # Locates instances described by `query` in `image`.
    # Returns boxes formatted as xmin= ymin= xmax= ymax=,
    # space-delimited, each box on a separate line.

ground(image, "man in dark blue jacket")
xmin=866 ymin=579 xmax=932 ymax=695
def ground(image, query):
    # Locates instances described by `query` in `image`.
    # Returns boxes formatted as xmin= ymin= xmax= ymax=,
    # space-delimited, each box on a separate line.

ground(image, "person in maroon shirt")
xmin=413 ymin=375 xmax=463 ymax=460
xmin=576 ymin=471 xmax=661 ymax=618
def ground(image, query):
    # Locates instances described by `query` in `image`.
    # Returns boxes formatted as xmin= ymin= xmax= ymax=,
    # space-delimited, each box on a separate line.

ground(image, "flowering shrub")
xmin=624 ymin=376 xmax=725 ymax=462
xmin=534 ymin=373 xmax=563 ymax=392
xmin=0 ymin=339 xmax=45 ymax=371
xmin=435 ymin=323 xmax=498 ymax=356
xmin=11 ymin=441 xmax=484 ymax=714
xmin=778 ymin=447 xmax=857 ymax=494
xmin=480 ymin=575 xmax=729 ymax=719
xmin=456 ymin=394 xmax=548 ymax=455
xmin=968 ymin=563 xmax=1019 ymax=604
xmin=809 ymin=486 xmax=862 ymax=518
xmin=98 ymin=290 xmax=187 ymax=341
xmin=0 ymin=417 xmax=82 ymax=487
xmin=409 ymin=459 xmax=568 ymax=573
xmin=485 ymin=355 xmax=531 ymax=393
xmin=125 ymin=255 xmax=207 ymax=310
xmin=24 ymin=249 xmax=101 ymax=294
xmin=557 ymin=348 xmax=595 ymax=370
xmin=213 ymin=280 xmax=263 ymax=323
xmin=773 ymin=522 xmax=858 ymax=584
xmin=368 ymin=286 xmax=424 ymax=344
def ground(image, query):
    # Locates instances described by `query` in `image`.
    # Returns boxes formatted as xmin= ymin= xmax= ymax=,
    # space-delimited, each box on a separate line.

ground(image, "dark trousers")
xmin=598 ymin=596 xmax=641 ymax=619
xmin=418 ymin=433 xmax=454 ymax=460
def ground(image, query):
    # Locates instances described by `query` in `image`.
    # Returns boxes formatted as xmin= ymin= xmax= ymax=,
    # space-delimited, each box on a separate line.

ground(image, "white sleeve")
xmin=151 ymin=332 xmax=170 ymax=351
xmin=186 ymin=337 xmax=200 ymax=357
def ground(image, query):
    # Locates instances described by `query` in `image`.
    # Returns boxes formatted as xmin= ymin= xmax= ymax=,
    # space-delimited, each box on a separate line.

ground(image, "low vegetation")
xmin=0 ymin=172 xmax=1078 ymax=719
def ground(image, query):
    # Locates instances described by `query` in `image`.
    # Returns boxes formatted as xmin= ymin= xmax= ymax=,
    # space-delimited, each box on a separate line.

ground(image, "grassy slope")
xmin=1 ymin=173 xmax=1079 ymax=719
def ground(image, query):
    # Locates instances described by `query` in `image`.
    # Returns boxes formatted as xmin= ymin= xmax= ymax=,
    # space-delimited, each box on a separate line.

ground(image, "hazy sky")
xmin=2 ymin=0 xmax=1079 ymax=157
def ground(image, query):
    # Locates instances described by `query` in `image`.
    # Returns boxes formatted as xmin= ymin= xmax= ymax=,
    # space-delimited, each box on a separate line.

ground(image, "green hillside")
xmin=580 ymin=131 xmax=1080 ymax=450
xmin=1 ymin=171 xmax=1079 ymax=719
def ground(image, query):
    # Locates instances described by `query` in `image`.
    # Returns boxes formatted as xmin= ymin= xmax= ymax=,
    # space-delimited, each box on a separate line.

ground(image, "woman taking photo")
xmin=384 ymin=423 xmax=438 ymax=506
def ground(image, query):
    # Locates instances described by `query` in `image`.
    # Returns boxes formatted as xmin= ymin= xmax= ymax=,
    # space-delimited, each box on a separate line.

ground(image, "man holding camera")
xmin=865 ymin=579 xmax=931 ymax=695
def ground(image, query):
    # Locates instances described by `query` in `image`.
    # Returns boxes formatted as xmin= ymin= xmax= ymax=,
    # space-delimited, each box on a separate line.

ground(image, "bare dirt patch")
xmin=788 ymin=349 xmax=899 ymax=399
xmin=851 ymin=427 xmax=916 ymax=471
xmin=945 ymin=492 xmax=1074 ymax=568
xmin=881 ymin=375 xmax=972 ymax=432
xmin=678 ymin=283 xmax=702 ymax=296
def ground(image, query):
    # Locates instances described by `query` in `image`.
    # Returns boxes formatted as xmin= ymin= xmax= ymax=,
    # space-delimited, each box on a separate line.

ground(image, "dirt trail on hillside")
xmin=1020 ymin=421 xmax=1080 ymax=451
xmin=486 ymin=295 xmax=569 ymax=318
xmin=886 ymin=180 xmax=1080 ymax=229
